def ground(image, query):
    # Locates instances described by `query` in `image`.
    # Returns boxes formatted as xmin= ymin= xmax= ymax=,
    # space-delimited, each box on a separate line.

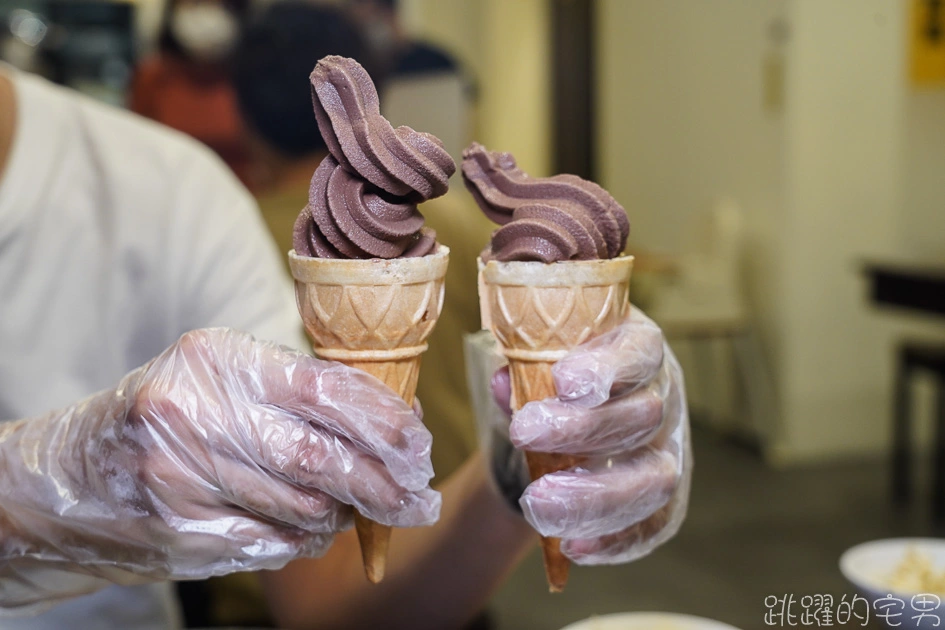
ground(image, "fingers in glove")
xmin=562 ymin=434 xmax=692 ymax=565
xmin=162 ymin=512 xmax=336 ymax=578
xmin=138 ymin=425 xmax=351 ymax=534
xmin=174 ymin=330 xmax=435 ymax=492
xmin=213 ymin=455 xmax=352 ymax=533
xmin=254 ymin=412 xmax=441 ymax=528
xmin=264 ymin=355 xmax=434 ymax=492
xmin=552 ymin=309 xmax=664 ymax=408
xmin=520 ymin=447 xmax=677 ymax=539
xmin=561 ymin=504 xmax=674 ymax=566
xmin=136 ymin=345 xmax=440 ymax=529
xmin=131 ymin=455 xmax=341 ymax=575
xmin=510 ymin=386 xmax=663 ymax=456
xmin=491 ymin=366 xmax=513 ymax=416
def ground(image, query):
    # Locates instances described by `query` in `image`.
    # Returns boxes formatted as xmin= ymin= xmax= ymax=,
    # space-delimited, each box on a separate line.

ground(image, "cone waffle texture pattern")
xmin=289 ymin=250 xmax=448 ymax=362
xmin=289 ymin=247 xmax=449 ymax=582
xmin=478 ymin=255 xmax=633 ymax=591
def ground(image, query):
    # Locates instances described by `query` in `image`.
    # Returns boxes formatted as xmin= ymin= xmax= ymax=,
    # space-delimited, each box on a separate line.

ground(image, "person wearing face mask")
xmin=130 ymin=0 xmax=254 ymax=187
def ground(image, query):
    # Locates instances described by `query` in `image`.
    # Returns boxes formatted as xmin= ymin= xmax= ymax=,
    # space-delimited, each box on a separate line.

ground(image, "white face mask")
xmin=170 ymin=4 xmax=238 ymax=62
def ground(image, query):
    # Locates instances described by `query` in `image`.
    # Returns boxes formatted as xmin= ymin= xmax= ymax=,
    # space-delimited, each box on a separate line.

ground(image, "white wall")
xmin=597 ymin=0 xmax=787 ymax=255
xmin=901 ymin=89 xmax=945 ymax=257
xmin=597 ymin=0 xmax=789 ymax=439
xmin=599 ymin=0 xmax=945 ymax=463
xmin=773 ymin=0 xmax=906 ymax=462
xmin=399 ymin=0 xmax=551 ymax=177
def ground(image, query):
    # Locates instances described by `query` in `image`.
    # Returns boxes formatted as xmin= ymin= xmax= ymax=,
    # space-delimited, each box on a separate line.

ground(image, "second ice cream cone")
xmin=478 ymin=255 xmax=633 ymax=592
xmin=289 ymin=247 xmax=449 ymax=583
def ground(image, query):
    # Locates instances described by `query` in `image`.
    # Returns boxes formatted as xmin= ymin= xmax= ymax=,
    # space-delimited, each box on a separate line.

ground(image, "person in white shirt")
xmin=0 ymin=62 xmax=441 ymax=628
xmin=0 ymin=31 xmax=690 ymax=628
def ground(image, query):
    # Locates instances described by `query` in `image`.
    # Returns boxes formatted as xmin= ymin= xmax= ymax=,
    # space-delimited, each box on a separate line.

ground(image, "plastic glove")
xmin=0 ymin=328 xmax=439 ymax=612
xmin=492 ymin=307 xmax=691 ymax=565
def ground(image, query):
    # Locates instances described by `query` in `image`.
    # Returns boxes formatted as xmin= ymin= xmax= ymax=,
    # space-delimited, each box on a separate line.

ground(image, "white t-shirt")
xmin=0 ymin=69 xmax=306 ymax=628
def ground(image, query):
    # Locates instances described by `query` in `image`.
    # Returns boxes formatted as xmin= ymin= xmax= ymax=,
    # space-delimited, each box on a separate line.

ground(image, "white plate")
xmin=840 ymin=538 xmax=945 ymax=629
xmin=559 ymin=612 xmax=742 ymax=630
xmin=840 ymin=537 xmax=945 ymax=597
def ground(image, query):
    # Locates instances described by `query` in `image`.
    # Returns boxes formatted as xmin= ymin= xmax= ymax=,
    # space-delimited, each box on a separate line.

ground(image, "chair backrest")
xmin=671 ymin=197 xmax=746 ymax=294
xmin=681 ymin=196 xmax=745 ymax=266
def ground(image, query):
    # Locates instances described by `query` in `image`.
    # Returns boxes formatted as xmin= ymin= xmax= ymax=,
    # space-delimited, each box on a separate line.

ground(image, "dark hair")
xmin=348 ymin=0 xmax=398 ymax=12
xmin=157 ymin=0 xmax=252 ymax=58
xmin=233 ymin=3 xmax=375 ymax=157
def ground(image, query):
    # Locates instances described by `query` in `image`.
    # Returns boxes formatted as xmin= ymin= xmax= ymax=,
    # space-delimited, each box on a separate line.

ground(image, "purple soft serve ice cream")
xmin=461 ymin=143 xmax=629 ymax=263
xmin=293 ymin=56 xmax=456 ymax=259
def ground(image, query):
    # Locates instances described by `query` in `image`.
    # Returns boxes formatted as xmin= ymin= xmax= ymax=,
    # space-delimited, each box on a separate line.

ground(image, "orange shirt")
xmin=130 ymin=55 xmax=252 ymax=187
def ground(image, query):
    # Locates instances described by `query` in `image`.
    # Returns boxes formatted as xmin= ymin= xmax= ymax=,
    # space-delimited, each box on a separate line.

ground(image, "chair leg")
xmin=933 ymin=377 xmax=945 ymax=524
xmin=892 ymin=357 xmax=911 ymax=505
xmin=732 ymin=329 xmax=777 ymax=446
xmin=691 ymin=337 xmax=718 ymax=428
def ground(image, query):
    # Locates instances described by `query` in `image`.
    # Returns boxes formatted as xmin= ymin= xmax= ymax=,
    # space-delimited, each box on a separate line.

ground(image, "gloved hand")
xmin=492 ymin=307 xmax=691 ymax=565
xmin=0 ymin=328 xmax=439 ymax=611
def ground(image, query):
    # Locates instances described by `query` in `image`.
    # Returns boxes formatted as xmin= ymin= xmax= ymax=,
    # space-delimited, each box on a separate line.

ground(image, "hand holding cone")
xmin=479 ymin=255 xmax=634 ymax=592
xmin=289 ymin=55 xmax=454 ymax=583
xmin=289 ymin=248 xmax=449 ymax=582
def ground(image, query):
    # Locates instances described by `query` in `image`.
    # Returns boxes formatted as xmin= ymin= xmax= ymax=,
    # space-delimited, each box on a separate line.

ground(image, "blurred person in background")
xmin=0 ymin=49 xmax=441 ymax=628
xmin=130 ymin=0 xmax=255 ymax=187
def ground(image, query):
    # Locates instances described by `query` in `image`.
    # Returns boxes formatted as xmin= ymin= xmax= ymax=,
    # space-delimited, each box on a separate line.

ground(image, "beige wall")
xmin=400 ymin=0 xmax=551 ymax=177
xmin=598 ymin=0 xmax=945 ymax=463
xmin=772 ymin=0 xmax=945 ymax=463
xmin=597 ymin=0 xmax=787 ymax=254
xmin=902 ymin=89 xmax=945 ymax=257
xmin=597 ymin=0 xmax=789 ymax=444
xmin=774 ymin=0 xmax=905 ymax=462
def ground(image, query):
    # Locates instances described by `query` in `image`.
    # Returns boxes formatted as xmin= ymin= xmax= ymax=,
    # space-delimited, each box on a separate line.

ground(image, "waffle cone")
xmin=288 ymin=247 xmax=449 ymax=583
xmin=478 ymin=255 xmax=634 ymax=592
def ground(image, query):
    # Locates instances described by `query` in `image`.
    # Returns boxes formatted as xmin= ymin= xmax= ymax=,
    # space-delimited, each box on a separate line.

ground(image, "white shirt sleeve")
xmin=162 ymin=148 xmax=308 ymax=351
